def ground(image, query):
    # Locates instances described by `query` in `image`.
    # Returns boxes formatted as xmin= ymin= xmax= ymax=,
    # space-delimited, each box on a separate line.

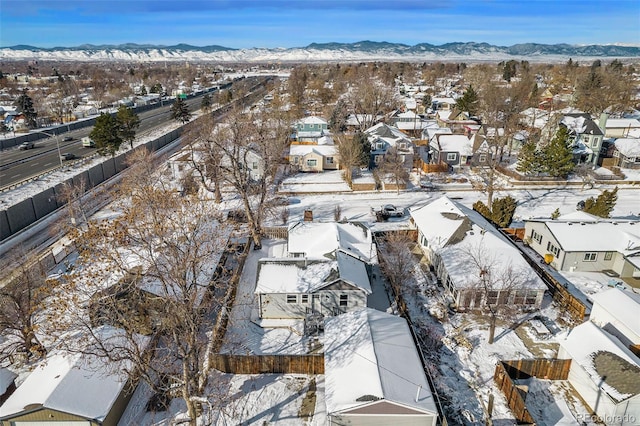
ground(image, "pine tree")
xmin=455 ymin=85 xmax=479 ymax=116
xmin=583 ymin=187 xmax=618 ymax=218
xmin=140 ymin=85 xmax=147 ymax=95
xmin=543 ymin=126 xmax=574 ymax=178
xmin=200 ymin=93 xmax=212 ymax=112
xmin=116 ymin=105 xmax=141 ymax=149
xmin=90 ymin=113 xmax=123 ymax=157
xmin=171 ymin=98 xmax=191 ymax=124
xmin=14 ymin=90 xmax=38 ymax=128
xmin=491 ymin=196 xmax=517 ymax=228
xmin=516 ymin=141 xmax=541 ymax=175
xmin=473 ymin=200 xmax=492 ymax=222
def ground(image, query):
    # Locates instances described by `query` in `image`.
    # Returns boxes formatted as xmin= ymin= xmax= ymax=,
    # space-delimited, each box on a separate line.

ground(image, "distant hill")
xmin=1 ymin=41 xmax=638 ymax=62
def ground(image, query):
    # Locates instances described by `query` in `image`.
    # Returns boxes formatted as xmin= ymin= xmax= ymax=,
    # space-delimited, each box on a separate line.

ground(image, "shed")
xmin=324 ymin=308 xmax=439 ymax=426
xmin=589 ymin=288 xmax=640 ymax=355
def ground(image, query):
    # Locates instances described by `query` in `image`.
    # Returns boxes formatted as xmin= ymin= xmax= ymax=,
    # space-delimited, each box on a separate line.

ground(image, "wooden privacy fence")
xmin=262 ymin=226 xmax=288 ymax=239
xmin=209 ymin=354 xmax=324 ymax=374
xmin=494 ymin=359 xmax=571 ymax=424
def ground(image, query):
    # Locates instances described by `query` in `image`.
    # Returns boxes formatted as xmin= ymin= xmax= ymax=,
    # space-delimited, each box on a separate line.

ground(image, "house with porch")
xmin=410 ymin=196 xmax=545 ymax=311
xmin=324 ymin=308 xmax=439 ymax=426
xmin=255 ymin=250 xmax=371 ymax=319
xmin=523 ymin=212 xmax=640 ymax=281
xmin=559 ymin=113 xmax=605 ymax=165
xmin=288 ymin=136 xmax=339 ymax=172
xmin=429 ymin=133 xmax=491 ymax=169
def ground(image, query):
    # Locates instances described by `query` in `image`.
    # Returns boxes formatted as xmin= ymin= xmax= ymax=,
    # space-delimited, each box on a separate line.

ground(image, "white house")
xmin=611 ymin=138 xmax=640 ymax=169
xmin=288 ymin=143 xmax=339 ymax=172
xmin=324 ymin=308 xmax=439 ymax=426
xmin=558 ymin=321 xmax=640 ymax=425
xmin=0 ymin=326 xmax=149 ymax=426
xmin=410 ymin=196 xmax=546 ymax=311
xmin=287 ymin=221 xmax=377 ymax=264
xmin=523 ymin=212 xmax=640 ymax=279
xmin=589 ymin=288 xmax=640 ymax=356
xmin=255 ymin=250 xmax=371 ymax=319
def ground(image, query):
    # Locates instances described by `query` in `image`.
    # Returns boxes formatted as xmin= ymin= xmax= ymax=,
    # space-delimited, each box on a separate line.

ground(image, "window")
xmin=583 ymin=252 xmax=597 ymax=262
xmin=525 ymin=291 xmax=538 ymax=305
xmin=293 ymin=156 xmax=299 ymax=164
xmin=252 ymin=162 xmax=258 ymax=170
xmin=487 ymin=291 xmax=499 ymax=305
xmin=530 ymin=229 xmax=543 ymax=244
xmin=447 ymin=153 xmax=457 ymax=161
xmin=326 ymin=156 xmax=334 ymax=164
xmin=306 ymin=159 xmax=317 ymax=167
xmin=513 ymin=290 xmax=527 ymax=305
xmin=376 ymin=142 xmax=384 ymax=150
xmin=374 ymin=155 xmax=382 ymax=164
xmin=546 ymin=242 xmax=560 ymax=257
xmin=286 ymin=295 xmax=297 ymax=304
xmin=479 ymin=154 xmax=487 ymax=163
xmin=398 ymin=142 xmax=407 ymax=149
xmin=301 ymin=294 xmax=309 ymax=304
xmin=339 ymin=294 xmax=348 ymax=307
xmin=604 ymin=252 xmax=613 ymax=261
xmin=400 ymin=154 xmax=406 ymax=162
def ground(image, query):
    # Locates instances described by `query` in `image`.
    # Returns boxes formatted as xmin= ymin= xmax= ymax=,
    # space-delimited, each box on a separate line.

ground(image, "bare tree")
xmin=376 ymin=146 xmax=409 ymax=195
xmin=46 ymin=149 xmax=229 ymax=425
xmin=0 ymin=248 xmax=48 ymax=364
xmin=344 ymin=72 xmax=398 ymax=132
xmin=183 ymin=114 xmax=224 ymax=203
xmin=335 ymin=133 xmax=368 ymax=184
xmin=378 ymin=231 xmax=416 ymax=315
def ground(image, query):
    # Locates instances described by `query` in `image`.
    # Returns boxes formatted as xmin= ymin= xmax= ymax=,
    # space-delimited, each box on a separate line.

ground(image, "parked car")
xmin=62 ymin=136 xmax=73 ymax=141
xmin=381 ymin=204 xmax=404 ymax=218
xmin=60 ymin=153 xmax=77 ymax=161
xmin=19 ymin=141 xmax=35 ymax=150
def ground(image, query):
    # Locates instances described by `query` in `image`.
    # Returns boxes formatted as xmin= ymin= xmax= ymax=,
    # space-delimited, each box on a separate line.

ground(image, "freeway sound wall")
xmin=0 ymin=128 xmax=181 ymax=241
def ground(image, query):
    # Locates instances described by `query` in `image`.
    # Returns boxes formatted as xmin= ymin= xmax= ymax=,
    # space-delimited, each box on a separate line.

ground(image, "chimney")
xmin=303 ymin=210 xmax=313 ymax=222
xmin=598 ymin=113 xmax=609 ymax=135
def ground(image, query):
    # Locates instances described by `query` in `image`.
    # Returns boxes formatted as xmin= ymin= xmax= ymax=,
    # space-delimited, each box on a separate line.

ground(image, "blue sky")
xmin=2 ymin=0 xmax=639 ymax=48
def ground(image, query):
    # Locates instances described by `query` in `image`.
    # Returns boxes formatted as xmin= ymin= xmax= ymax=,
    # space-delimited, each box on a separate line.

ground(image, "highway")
xmin=0 ymin=79 xmax=257 ymax=190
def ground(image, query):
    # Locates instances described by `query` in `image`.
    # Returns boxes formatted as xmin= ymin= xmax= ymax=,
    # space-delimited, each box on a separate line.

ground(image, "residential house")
xmin=559 ymin=113 xmax=605 ymax=165
xmin=0 ymin=326 xmax=149 ymax=426
xmin=589 ymin=288 xmax=640 ymax=356
xmin=523 ymin=212 xmax=640 ymax=279
xmin=602 ymin=118 xmax=640 ymax=139
xmin=364 ymin=122 xmax=414 ymax=169
xmin=410 ymin=196 xmax=546 ymax=311
xmin=611 ymin=138 xmax=640 ymax=169
xmin=255 ymin=250 xmax=372 ymax=319
xmin=345 ymin=114 xmax=382 ymax=132
xmin=324 ymin=308 xmax=439 ymax=426
xmin=389 ymin=110 xmax=435 ymax=137
xmin=435 ymin=107 xmax=479 ymax=133
xmin=288 ymin=135 xmax=339 ymax=172
xmin=418 ymin=126 xmax=451 ymax=165
xmin=558 ymin=321 xmax=640 ymax=425
xmin=431 ymin=97 xmax=456 ymax=112
xmin=293 ymin=116 xmax=328 ymax=144
xmin=429 ymin=133 xmax=491 ymax=169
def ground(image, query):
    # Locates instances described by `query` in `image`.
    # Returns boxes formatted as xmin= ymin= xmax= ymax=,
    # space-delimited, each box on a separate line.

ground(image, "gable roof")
xmin=561 ymin=113 xmax=604 ymax=136
xmin=0 ymin=326 xmax=149 ymax=422
xmin=289 ymin=144 xmax=337 ymax=157
xmin=287 ymin=221 xmax=376 ymax=263
xmin=431 ymin=133 xmax=474 ymax=155
xmin=613 ymin=138 xmax=640 ymax=157
xmin=560 ymin=321 xmax=640 ymax=402
xmin=324 ymin=308 xmax=438 ymax=416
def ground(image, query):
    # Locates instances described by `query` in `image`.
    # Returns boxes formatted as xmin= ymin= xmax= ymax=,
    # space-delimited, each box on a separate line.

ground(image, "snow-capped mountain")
xmin=1 ymin=41 xmax=639 ymax=62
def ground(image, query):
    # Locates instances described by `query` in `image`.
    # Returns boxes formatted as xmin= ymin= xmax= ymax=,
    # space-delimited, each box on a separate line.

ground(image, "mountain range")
xmin=1 ymin=41 xmax=639 ymax=62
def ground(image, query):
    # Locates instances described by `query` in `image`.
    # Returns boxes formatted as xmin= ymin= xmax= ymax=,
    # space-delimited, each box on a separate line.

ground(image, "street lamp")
xmin=33 ymin=130 xmax=64 ymax=169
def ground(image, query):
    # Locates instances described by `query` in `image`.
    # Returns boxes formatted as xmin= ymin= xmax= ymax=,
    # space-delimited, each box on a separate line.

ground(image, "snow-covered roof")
xmin=0 ymin=326 xmax=150 ymax=421
xmin=605 ymin=118 xmax=640 ymax=129
xmin=527 ymin=217 xmax=640 ymax=254
xmin=560 ymin=321 xmax=640 ymax=402
xmin=289 ymin=144 xmax=337 ymax=157
xmin=287 ymin=221 xmax=376 ymax=263
xmin=365 ymin=122 xmax=412 ymax=145
xmin=296 ymin=130 xmax=324 ymax=138
xmin=411 ymin=196 xmax=545 ymax=291
xmin=0 ymin=368 xmax=16 ymax=395
xmin=298 ymin=116 xmax=327 ymax=125
xmin=324 ymin=308 xmax=438 ymax=416
xmin=431 ymin=133 xmax=474 ymax=155
xmin=432 ymin=97 xmax=456 ymax=105
xmin=613 ymin=138 xmax=640 ymax=157
xmin=424 ymin=127 xmax=452 ymax=142
xmin=562 ymin=113 xmax=603 ymax=136
xmin=254 ymin=254 xmax=371 ymax=295
xmin=590 ymin=288 xmax=640 ymax=339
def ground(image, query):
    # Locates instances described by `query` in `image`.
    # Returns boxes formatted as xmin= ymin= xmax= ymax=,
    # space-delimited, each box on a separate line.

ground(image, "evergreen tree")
xmin=583 ymin=187 xmax=618 ymax=218
xmin=491 ymin=196 xmax=517 ymax=228
xmin=329 ymin=99 xmax=348 ymax=132
xmin=171 ymin=98 xmax=191 ymax=124
xmin=140 ymin=85 xmax=147 ymax=95
xmin=150 ymin=83 xmax=163 ymax=94
xmin=516 ymin=141 xmax=541 ymax=175
xmin=502 ymin=60 xmax=518 ymax=83
xmin=200 ymin=93 xmax=212 ymax=112
xmin=116 ymin=105 xmax=141 ymax=149
xmin=353 ymin=131 xmax=371 ymax=166
xmin=90 ymin=113 xmax=123 ymax=157
xmin=455 ymin=85 xmax=479 ymax=116
xmin=14 ymin=90 xmax=38 ymax=128
xmin=542 ymin=126 xmax=574 ymax=178
xmin=473 ymin=200 xmax=492 ymax=222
